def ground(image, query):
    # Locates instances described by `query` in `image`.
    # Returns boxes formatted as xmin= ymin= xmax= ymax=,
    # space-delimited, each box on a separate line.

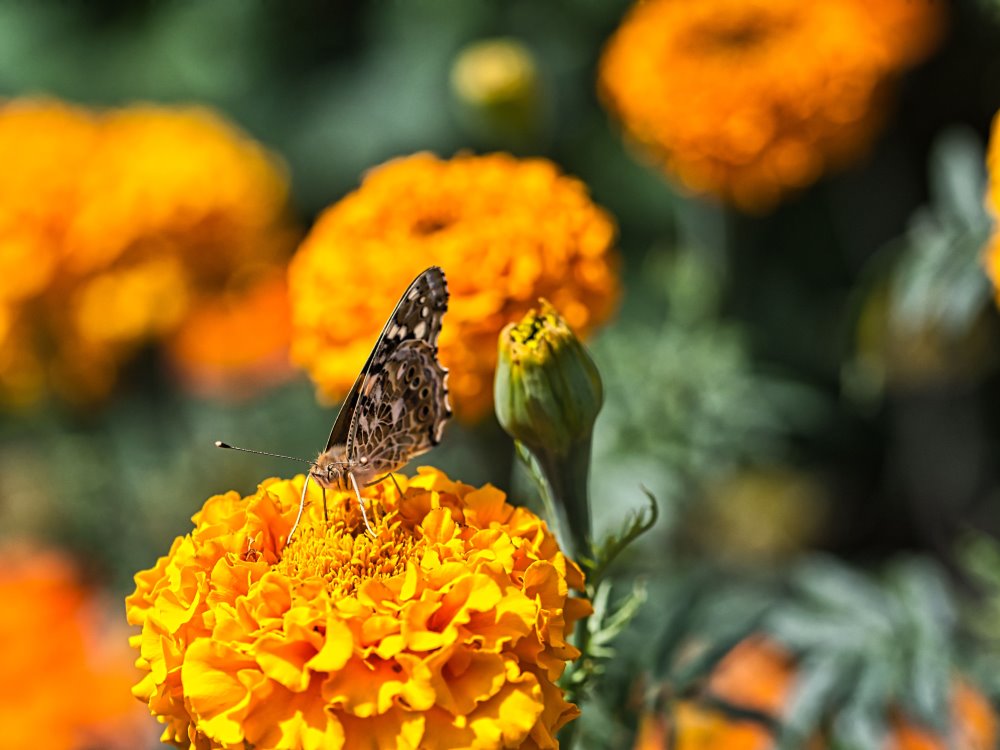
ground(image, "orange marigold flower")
xmin=886 ymin=681 xmax=998 ymax=750
xmin=166 ymin=270 xmax=295 ymax=400
xmin=0 ymin=544 xmax=148 ymax=750
xmin=598 ymin=0 xmax=945 ymax=212
xmin=0 ymin=98 xmax=295 ymax=408
xmin=656 ymin=635 xmax=997 ymax=750
xmin=66 ymin=105 xmax=292 ymax=277
xmin=0 ymin=100 xmax=98 ymax=304
xmin=664 ymin=702 xmax=775 ymax=750
xmin=288 ymin=152 xmax=619 ymax=421
xmin=982 ymin=111 xmax=1000 ymax=304
xmin=127 ymin=467 xmax=591 ymax=749
xmin=705 ymin=635 xmax=795 ymax=716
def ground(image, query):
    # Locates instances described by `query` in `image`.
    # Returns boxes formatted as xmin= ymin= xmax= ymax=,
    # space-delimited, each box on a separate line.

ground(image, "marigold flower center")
xmin=275 ymin=513 xmax=417 ymax=597
xmin=691 ymin=13 xmax=788 ymax=54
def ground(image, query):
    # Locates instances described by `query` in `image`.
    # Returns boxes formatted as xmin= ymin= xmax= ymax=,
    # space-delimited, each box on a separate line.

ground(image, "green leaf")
xmin=583 ymin=486 xmax=658 ymax=589
xmin=777 ymin=654 xmax=855 ymax=748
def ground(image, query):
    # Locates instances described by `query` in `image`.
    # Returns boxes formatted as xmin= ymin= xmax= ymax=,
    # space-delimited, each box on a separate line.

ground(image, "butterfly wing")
xmin=345 ymin=339 xmax=450 ymax=476
xmin=325 ymin=266 xmax=450 ymax=456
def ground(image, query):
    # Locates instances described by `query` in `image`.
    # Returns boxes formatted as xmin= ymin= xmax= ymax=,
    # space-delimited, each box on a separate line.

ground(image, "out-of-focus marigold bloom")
xmin=1 ymin=544 xmax=148 ymax=750
xmin=982 ymin=111 xmax=1000 ymax=306
xmin=598 ymin=0 xmax=945 ymax=212
xmin=288 ymin=152 xmax=619 ymax=421
xmin=635 ymin=636 xmax=996 ymax=750
xmin=886 ymin=682 xmax=997 ymax=750
xmin=166 ymin=271 xmax=295 ymax=400
xmin=645 ymin=703 xmax=776 ymax=750
xmin=127 ymin=467 xmax=591 ymax=749
xmin=0 ymin=98 xmax=295 ymax=408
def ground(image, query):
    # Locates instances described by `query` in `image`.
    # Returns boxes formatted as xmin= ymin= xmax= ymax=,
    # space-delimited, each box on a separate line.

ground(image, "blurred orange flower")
xmin=657 ymin=703 xmax=776 ymax=750
xmin=886 ymin=682 xmax=997 ymax=750
xmin=705 ymin=636 xmax=796 ymax=715
xmin=982 ymin=111 xmax=1000 ymax=304
xmin=0 ymin=544 xmax=148 ymax=750
xmin=0 ymin=98 xmax=296 ymax=408
xmin=166 ymin=271 xmax=295 ymax=400
xmin=598 ymin=0 xmax=945 ymax=212
xmin=635 ymin=636 xmax=996 ymax=750
xmin=127 ymin=467 xmax=591 ymax=749
xmin=288 ymin=152 xmax=619 ymax=421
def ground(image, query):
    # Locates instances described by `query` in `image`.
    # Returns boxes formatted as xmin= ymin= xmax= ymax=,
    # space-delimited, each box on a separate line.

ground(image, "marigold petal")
xmin=244 ymin=682 xmax=346 ymax=750
xmin=340 ymin=709 xmax=426 ymax=750
xmin=255 ymin=636 xmax=318 ymax=692
xmin=428 ymin=647 xmax=507 ymax=716
xmin=421 ymin=506 xmax=461 ymax=542
xmin=308 ymin=617 xmax=354 ymax=672
xmin=182 ymin=638 xmax=265 ymax=746
xmin=462 ymin=484 xmax=512 ymax=526
xmin=466 ymin=671 xmax=545 ymax=748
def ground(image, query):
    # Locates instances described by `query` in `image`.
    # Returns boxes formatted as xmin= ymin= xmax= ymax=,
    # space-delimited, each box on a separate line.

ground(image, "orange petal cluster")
xmin=0 ymin=98 xmax=296 ymax=408
xmin=982 ymin=110 xmax=1000 ymax=305
xmin=0 ymin=544 xmax=147 ymax=750
xmin=637 ymin=703 xmax=776 ymax=750
xmin=598 ymin=0 xmax=945 ymax=212
xmin=287 ymin=152 xmax=619 ymax=421
xmin=126 ymin=467 xmax=591 ymax=749
xmin=166 ymin=271 xmax=295 ymax=401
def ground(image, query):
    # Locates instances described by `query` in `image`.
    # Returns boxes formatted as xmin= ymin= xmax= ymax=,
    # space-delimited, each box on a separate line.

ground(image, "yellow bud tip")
xmin=451 ymin=38 xmax=538 ymax=107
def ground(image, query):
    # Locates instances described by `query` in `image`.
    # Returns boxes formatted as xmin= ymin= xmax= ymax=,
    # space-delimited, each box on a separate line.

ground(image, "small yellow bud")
xmin=495 ymin=300 xmax=603 ymax=457
xmin=451 ymin=38 xmax=537 ymax=108
xmin=450 ymin=38 xmax=543 ymax=147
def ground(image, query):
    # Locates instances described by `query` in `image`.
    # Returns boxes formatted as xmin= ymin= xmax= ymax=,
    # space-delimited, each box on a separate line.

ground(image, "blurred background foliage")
xmin=6 ymin=0 xmax=1000 ymax=748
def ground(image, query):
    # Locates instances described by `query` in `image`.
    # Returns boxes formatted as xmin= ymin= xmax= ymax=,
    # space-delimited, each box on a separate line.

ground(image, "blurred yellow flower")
xmin=127 ymin=467 xmax=590 ymax=749
xmin=0 ymin=101 xmax=98 ymax=303
xmin=451 ymin=39 xmax=538 ymax=109
xmin=0 ymin=544 xmax=148 ymax=750
xmin=288 ymin=152 xmax=619 ymax=420
xmin=598 ymin=0 xmax=945 ymax=212
xmin=0 ymin=98 xmax=295 ymax=408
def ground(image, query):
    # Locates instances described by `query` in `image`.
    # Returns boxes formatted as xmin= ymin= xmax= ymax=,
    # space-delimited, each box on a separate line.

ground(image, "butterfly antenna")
xmin=214 ymin=441 xmax=317 ymax=466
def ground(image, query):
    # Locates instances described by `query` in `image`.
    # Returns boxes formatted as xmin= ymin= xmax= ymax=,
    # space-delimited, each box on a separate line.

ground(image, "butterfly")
xmin=300 ymin=266 xmax=451 ymax=537
xmin=217 ymin=266 xmax=450 ymax=541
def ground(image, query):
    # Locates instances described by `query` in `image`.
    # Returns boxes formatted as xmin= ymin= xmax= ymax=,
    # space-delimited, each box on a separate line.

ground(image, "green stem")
xmin=534 ymin=435 xmax=593 ymax=563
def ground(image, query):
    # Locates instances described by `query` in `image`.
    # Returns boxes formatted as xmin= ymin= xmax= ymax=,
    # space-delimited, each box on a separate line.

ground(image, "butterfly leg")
xmin=349 ymin=472 xmax=377 ymax=538
xmin=322 ymin=487 xmax=328 ymax=523
xmin=366 ymin=473 xmax=404 ymax=496
xmin=287 ymin=474 xmax=311 ymax=543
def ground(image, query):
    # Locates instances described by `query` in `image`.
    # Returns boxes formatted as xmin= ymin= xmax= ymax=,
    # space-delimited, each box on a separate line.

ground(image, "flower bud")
xmin=450 ymin=38 xmax=543 ymax=147
xmin=495 ymin=300 xmax=603 ymax=457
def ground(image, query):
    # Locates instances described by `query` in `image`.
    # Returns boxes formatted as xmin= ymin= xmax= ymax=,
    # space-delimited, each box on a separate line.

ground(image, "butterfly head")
xmin=312 ymin=446 xmax=352 ymax=490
